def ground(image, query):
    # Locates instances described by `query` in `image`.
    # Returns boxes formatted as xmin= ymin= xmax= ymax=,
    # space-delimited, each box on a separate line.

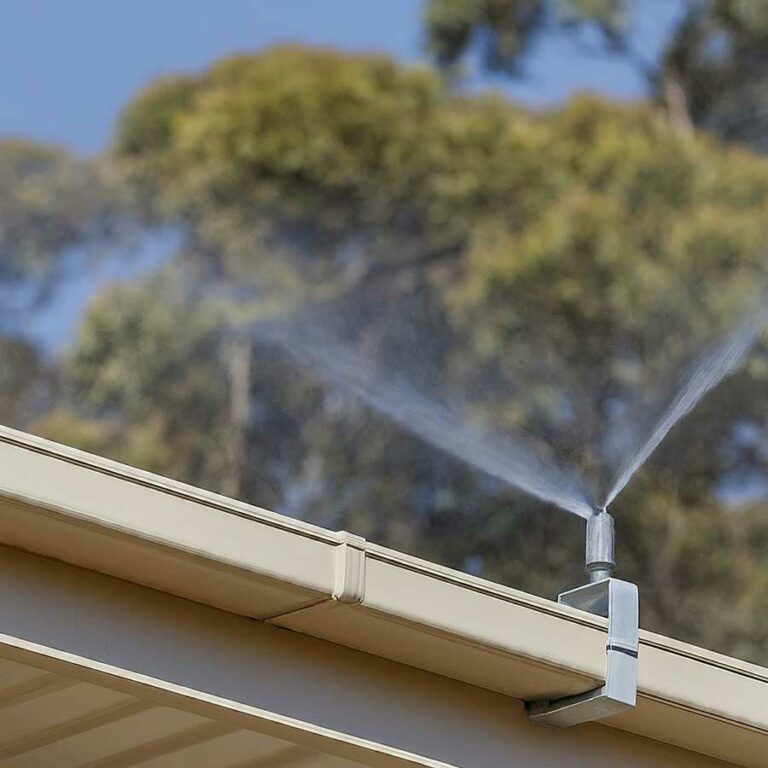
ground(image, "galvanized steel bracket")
xmin=526 ymin=577 xmax=639 ymax=727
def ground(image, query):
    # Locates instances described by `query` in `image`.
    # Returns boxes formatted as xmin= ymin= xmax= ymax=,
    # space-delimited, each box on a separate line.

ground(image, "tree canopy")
xmin=5 ymin=45 xmax=768 ymax=665
xmin=425 ymin=0 xmax=768 ymax=147
xmin=0 ymin=140 xmax=114 ymax=306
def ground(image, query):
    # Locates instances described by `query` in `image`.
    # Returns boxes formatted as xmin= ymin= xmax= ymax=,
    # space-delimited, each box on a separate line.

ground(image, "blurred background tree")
xmin=426 ymin=0 xmax=768 ymax=147
xmin=2 ymin=4 xmax=768 ymax=665
xmin=0 ymin=139 xmax=120 ymax=430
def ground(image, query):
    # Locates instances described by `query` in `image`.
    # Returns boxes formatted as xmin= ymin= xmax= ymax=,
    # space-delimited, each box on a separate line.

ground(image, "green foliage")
xmin=663 ymin=0 xmax=768 ymax=150
xmin=115 ymin=49 xmax=450 ymax=295
xmin=112 ymin=48 xmax=571 ymax=332
xmin=425 ymin=0 xmax=631 ymax=73
xmin=0 ymin=138 xmax=126 ymax=443
xmin=449 ymin=98 xmax=768 ymax=447
xmin=22 ymin=47 xmax=768 ymax=664
xmin=0 ymin=337 xmax=42 ymax=426
xmin=0 ymin=140 xmax=113 ymax=296
xmin=112 ymin=75 xmax=198 ymax=218
xmin=423 ymin=0 xmax=628 ymax=74
xmin=558 ymin=0 xmax=626 ymax=30
xmin=425 ymin=0 xmax=768 ymax=150
xmin=64 ymin=274 xmax=235 ymax=487
xmin=425 ymin=0 xmax=546 ymax=73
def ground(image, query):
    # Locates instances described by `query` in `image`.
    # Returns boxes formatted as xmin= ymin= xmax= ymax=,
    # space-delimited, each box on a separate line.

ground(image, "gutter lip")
xmin=365 ymin=541 xmax=605 ymax=626
xmin=0 ymin=489 xmax=329 ymax=600
xmin=366 ymin=541 xmax=768 ymax=685
xmin=0 ymin=425 xmax=340 ymax=546
xmin=637 ymin=629 xmax=768 ymax=684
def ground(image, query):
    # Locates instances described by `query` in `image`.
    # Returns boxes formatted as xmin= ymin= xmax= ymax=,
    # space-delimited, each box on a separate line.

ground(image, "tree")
xmin=111 ymin=47 xmax=557 ymax=301
xmin=44 ymin=47 xmax=768 ymax=663
xmin=0 ymin=337 xmax=42 ymax=427
xmin=663 ymin=1 xmax=768 ymax=148
xmin=0 ymin=139 xmax=115 ymax=314
xmin=425 ymin=0 xmax=768 ymax=147
xmin=42 ymin=273 xmax=234 ymax=491
xmin=0 ymin=139 xmax=121 ymax=431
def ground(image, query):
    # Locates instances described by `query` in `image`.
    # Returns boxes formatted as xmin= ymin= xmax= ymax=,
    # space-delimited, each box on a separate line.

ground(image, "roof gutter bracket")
xmin=526 ymin=577 xmax=639 ymax=728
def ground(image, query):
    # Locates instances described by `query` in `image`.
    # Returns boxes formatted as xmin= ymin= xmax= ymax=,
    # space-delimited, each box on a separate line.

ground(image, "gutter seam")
xmin=263 ymin=531 xmax=367 ymax=623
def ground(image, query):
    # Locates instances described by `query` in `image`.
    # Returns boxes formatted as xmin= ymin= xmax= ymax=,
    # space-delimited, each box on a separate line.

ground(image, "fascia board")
xmin=0 ymin=426 xmax=339 ymax=618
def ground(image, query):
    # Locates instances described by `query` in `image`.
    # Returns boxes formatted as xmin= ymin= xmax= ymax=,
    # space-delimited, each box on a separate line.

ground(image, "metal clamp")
xmin=526 ymin=577 xmax=639 ymax=727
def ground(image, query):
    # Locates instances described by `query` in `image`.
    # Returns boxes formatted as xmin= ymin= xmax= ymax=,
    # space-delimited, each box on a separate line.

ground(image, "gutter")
xmin=0 ymin=426 xmax=766 ymax=767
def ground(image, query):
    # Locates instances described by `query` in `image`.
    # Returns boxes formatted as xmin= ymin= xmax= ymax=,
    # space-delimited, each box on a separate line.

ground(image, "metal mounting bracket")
xmin=526 ymin=577 xmax=639 ymax=727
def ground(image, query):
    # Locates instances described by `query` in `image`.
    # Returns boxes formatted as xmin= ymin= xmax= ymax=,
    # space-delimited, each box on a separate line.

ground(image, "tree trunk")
xmin=225 ymin=335 xmax=252 ymax=500
xmin=661 ymin=69 xmax=694 ymax=138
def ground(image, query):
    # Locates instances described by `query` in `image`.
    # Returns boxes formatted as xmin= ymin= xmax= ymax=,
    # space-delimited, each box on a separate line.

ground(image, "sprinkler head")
xmin=528 ymin=506 xmax=638 ymax=726
xmin=586 ymin=508 xmax=615 ymax=582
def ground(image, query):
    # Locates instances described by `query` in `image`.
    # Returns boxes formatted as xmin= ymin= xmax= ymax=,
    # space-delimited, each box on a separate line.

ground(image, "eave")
xmin=0 ymin=426 xmax=765 ymax=767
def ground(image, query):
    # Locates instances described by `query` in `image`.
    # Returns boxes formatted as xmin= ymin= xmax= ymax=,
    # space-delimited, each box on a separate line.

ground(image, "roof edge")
xmin=0 ymin=425 xmax=766 ymax=767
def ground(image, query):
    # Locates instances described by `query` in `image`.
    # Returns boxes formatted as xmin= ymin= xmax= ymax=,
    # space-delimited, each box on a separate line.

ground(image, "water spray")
xmin=526 ymin=298 xmax=767 ymax=726
xmin=526 ymin=505 xmax=639 ymax=728
xmin=253 ymin=289 xmax=766 ymax=730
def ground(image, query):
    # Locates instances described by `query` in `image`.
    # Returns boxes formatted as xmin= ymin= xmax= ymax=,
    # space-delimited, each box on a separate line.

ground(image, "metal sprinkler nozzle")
xmin=586 ymin=508 xmax=615 ymax=582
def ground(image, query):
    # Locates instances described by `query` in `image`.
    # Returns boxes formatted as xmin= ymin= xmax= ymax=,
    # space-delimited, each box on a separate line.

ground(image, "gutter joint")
xmin=333 ymin=532 xmax=366 ymax=605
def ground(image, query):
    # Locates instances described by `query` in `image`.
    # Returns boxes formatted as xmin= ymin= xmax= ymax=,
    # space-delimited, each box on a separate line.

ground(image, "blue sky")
xmin=0 ymin=0 xmax=684 ymax=154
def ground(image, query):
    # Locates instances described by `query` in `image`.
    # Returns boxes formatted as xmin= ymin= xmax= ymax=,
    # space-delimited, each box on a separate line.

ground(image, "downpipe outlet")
xmin=525 ymin=507 xmax=639 ymax=728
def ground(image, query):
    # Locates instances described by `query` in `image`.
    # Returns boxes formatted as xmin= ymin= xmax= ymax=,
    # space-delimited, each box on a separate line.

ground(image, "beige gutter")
xmin=0 ymin=425 xmax=765 ymax=767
